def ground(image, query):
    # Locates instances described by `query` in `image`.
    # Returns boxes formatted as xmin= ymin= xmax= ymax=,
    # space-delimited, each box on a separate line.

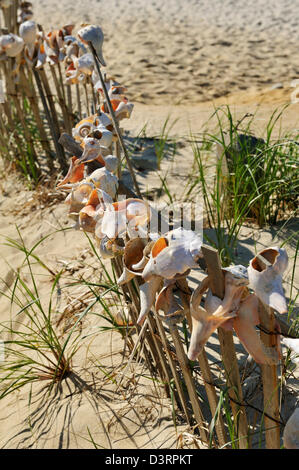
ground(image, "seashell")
xmin=137 ymin=276 xmax=163 ymax=325
xmin=99 ymin=198 xmax=150 ymax=240
xmin=88 ymin=126 xmax=113 ymax=148
xmin=155 ymin=282 xmax=184 ymax=318
xmin=94 ymin=111 xmax=112 ymax=129
xmin=57 ymin=156 xmax=85 ymax=187
xmin=19 ymin=20 xmax=36 ymax=46
xmin=65 ymin=182 xmax=94 ymax=214
xmin=36 ymin=42 xmax=47 ymax=69
xmin=99 ymin=236 xmax=124 ymax=259
xmin=78 ymin=136 xmax=106 ymax=165
xmin=62 ymin=25 xmax=75 ymax=36
xmin=102 ymin=155 xmax=118 ymax=174
xmin=233 ymin=293 xmax=280 ymax=365
xmin=72 ymin=52 xmax=94 ymax=75
xmin=108 ymin=85 xmax=128 ymax=99
xmin=85 ymin=167 xmax=118 ymax=199
xmin=282 ymin=337 xmax=299 ymax=355
xmin=113 ymin=304 xmax=134 ymax=327
xmin=115 ymin=101 xmax=134 ymax=120
xmin=131 ymin=240 xmax=155 ymax=271
xmin=223 ymin=264 xmax=248 ymax=281
xmin=77 ymin=24 xmax=106 ymax=66
xmin=0 ymin=34 xmax=24 ymax=57
xmin=72 ymin=116 xmax=95 ymax=142
xmin=78 ymin=188 xmax=108 ymax=233
xmin=248 ymin=247 xmax=288 ymax=314
xmin=141 ymin=228 xmax=202 ymax=282
xmin=283 ymin=408 xmax=299 ymax=449
xmin=117 ymin=238 xmax=147 ymax=285
xmin=188 ymin=272 xmax=248 ymax=360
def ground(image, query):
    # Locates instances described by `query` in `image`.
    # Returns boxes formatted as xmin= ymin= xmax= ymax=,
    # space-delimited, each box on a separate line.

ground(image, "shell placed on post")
xmin=19 ymin=20 xmax=36 ymax=46
xmin=141 ymin=228 xmax=202 ymax=282
xmin=247 ymin=246 xmax=288 ymax=314
xmin=77 ymin=24 xmax=106 ymax=66
xmin=85 ymin=167 xmax=118 ymax=199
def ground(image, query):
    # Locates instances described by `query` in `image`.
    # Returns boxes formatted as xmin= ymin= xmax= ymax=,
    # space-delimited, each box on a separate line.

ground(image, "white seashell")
xmin=103 ymin=155 xmax=118 ymax=174
xmin=141 ymin=228 xmax=202 ymax=282
xmin=86 ymin=167 xmax=118 ymax=199
xmin=0 ymin=34 xmax=24 ymax=57
xmin=19 ymin=20 xmax=36 ymax=46
xmin=247 ymin=247 xmax=288 ymax=314
xmin=97 ymin=198 xmax=150 ymax=241
xmin=77 ymin=24 xmax=106 ymax=66
xmin=35 ymin=41 xmax=46 ymax=68
xmin=65 ymin=182 xmax=94 ymax=213
xmin=94 ymin=111 xmax=112 ymax=129
xmin=283 ymin=408 xmax=299 ymax=449
xmin=282 ymin=337 xmax=299 ymax=355
xmin=72 ymin=52 xmax=94 ymax=75
xmin=78 ymin=136 xmax=104 ymax=163
xmin=137 ymin=276 xmax=162 ymax=325
xmin=115 ymin=101 xmax=134 ymax=120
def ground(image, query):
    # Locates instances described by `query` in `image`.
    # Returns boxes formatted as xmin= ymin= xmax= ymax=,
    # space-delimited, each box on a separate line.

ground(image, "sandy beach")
xmin=0 ymin=0 xmax=298 ymax=450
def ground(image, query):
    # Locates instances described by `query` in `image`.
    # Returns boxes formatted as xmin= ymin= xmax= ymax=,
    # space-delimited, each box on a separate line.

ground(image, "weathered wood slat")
xmin=201 ymin=244 xmax=249 ymax=449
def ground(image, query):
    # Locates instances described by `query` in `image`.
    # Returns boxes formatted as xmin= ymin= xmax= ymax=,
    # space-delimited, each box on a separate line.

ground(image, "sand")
xmin=0 ymin=0 xmax=298 ymax=450
xmin=30 ymin=0 xmax=299 ymax=105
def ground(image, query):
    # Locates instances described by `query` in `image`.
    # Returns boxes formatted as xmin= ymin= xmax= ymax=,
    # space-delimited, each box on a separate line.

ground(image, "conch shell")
xmin=188 ymin=271 xmax=248 ymax=360
xmin=96 ymin=198 xmax=150 ymax=240
xmin=141 ymin=228 xmax=202 ymax=282
xmin=117 ymin=238 xmax=147 ymax=285
xmin=19 ymin=20 xmax=36 ymax=57
xmin=77 ymin=24 xmax=106 ymax=66
xmin=85 ymin=167 xmax=118 ymax=199
xmin=0 ymin=34 xmax=24 ymax=57
xmin=248 ymin=247 xmax=288 ymax=314
xmin=57 ymin=156 xmax=85 ymax=187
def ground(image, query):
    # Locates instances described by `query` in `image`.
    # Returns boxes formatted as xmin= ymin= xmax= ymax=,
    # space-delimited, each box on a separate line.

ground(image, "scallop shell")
xmin=77 ymin=24 xmax=106 ymax=66
xmin=141 ymin=228 xmax=202 ymax=282
xmin=247 ymin=246 xmax=288 ymax=314
xmin=283 ymin=408 xmax=299 ymax=449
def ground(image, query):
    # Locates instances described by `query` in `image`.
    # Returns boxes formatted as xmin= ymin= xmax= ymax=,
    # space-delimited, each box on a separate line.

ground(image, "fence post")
xmin=202 ymin=244 xmax=249 ymax=449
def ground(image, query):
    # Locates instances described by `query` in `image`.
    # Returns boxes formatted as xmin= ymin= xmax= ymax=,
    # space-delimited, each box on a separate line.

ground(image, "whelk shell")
xmin=247 ymin=246 xmax=288 ymax=314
